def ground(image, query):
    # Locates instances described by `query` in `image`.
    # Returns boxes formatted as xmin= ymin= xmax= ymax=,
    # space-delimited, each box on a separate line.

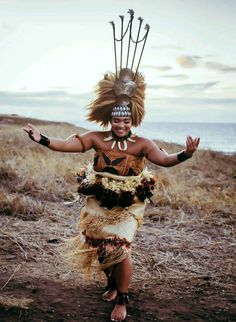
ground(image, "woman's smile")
xmin=111 ymin=117 xmax=132 ymax=137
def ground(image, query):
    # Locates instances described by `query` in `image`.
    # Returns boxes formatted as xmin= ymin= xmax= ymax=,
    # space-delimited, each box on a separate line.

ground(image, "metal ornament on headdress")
xmin=110 ymin=10 xmax=150 ymax=117
xmin=110 ymin=9 xmax=150 ymax=79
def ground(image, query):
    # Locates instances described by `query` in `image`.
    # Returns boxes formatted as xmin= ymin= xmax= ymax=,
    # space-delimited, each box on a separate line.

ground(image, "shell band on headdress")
xmin=87 ymin=9 xmax=150 ymax=127
xmin=111 ymin=105 xmax=132 ymax=117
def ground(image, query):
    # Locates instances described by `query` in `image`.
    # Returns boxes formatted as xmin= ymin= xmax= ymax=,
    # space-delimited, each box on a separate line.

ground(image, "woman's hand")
xmin=23 ymin=123 xmax=41 ymax=142
xmin=184 ymin=136 xmax=200 ymax=156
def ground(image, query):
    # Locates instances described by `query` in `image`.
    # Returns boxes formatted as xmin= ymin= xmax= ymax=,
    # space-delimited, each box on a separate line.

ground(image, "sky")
xmin=0 ymin=0 xmax=236 ymax=124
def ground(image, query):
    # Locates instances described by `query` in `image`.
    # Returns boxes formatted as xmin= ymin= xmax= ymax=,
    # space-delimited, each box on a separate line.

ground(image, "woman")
xmin=23 ymin=114 xmax=199 ymax=321
xmin=23 ymin=11 xmax=200 ymax=322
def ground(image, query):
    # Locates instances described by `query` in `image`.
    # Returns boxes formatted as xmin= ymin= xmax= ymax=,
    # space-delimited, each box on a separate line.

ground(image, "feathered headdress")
xmin=87 ymin=9 xmax=150 ymax=127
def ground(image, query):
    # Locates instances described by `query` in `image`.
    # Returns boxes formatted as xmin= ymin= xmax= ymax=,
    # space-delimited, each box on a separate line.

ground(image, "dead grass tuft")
xmin=0 ymin=165 xmax=18 ymax=182
xmin=0 ymin=295 xmax=33 ymax=309
xmin=0 ymin=191 xmax=45 ymax=220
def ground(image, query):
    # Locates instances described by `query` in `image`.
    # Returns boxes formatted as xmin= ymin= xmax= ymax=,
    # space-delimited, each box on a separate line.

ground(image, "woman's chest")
xmin=93 ymin=150 xmax=145 ymax=176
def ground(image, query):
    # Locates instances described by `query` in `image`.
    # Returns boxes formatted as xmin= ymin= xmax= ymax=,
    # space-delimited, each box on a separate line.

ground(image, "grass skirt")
xmin=64 ymin=194 xmax=146 ymax=277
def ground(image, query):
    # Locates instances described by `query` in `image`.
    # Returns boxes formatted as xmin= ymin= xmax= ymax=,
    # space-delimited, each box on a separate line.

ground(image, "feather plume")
xmin=87 ymin=71 xmax=146 ymax=127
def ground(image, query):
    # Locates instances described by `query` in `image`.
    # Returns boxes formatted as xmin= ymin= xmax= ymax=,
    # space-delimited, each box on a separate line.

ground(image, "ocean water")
xmin=135 ymin=122 xmax=236 ymax=154
xmin=76 ymin=120 xmax=236 ymax=154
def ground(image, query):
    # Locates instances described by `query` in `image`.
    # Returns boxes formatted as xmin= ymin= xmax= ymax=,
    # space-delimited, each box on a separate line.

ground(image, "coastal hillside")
xmin=0 ymin=114 xmax=235 ymax=321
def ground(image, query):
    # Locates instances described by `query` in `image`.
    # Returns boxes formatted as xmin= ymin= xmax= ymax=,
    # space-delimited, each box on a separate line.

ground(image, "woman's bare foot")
xmin=111 ymin=303 xmax=127 ymax=321
xmin=102 ymin=288 xmax=117 ymax=301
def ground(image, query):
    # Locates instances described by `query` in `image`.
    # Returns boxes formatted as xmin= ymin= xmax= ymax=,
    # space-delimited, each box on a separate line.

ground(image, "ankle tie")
xmin=115 ymin=292 xmax=129 ymax=305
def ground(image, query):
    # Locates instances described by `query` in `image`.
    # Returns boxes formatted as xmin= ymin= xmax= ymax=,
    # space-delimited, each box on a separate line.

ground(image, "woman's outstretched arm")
xmin=144 ymin=136 xmax=200 ymax=167
xmin=23 ymin=123 xmax=94 ymax=153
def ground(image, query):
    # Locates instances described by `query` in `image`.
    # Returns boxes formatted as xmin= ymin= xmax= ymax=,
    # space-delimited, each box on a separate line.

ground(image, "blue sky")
xmin=0 ymin=0 xmax=236 ymax=123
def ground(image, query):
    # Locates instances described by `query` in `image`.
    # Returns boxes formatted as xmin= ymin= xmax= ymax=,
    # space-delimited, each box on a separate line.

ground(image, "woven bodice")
xmin=93 ymin=149 xmax=145 ymax=176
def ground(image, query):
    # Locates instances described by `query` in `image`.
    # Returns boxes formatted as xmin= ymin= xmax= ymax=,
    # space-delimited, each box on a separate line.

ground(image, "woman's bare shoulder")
xmin=133 ymin=135 xmax=159 ymax=155
xmin=80 ymin=130 xmax=110 ymax=150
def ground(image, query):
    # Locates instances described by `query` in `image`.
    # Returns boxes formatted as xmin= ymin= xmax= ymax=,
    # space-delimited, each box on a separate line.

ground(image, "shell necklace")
xmin=103 ymin=130 xmax=136 ymax=151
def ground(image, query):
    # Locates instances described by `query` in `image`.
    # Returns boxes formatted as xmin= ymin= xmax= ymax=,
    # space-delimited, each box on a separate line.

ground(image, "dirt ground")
xmin=0 ymin=273 xmax=235 ymax=321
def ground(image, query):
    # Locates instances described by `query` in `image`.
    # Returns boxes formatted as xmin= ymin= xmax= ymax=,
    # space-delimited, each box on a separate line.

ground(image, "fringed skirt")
xmin=64 ymin=195 xmax=146 ymax=276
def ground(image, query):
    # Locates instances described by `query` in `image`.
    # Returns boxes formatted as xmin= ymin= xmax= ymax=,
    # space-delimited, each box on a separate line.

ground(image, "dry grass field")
xmin=0 ymin=114 xmax=236 ymax=321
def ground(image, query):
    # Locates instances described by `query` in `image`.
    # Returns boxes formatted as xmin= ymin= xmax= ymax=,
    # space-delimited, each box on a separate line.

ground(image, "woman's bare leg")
xmin=102 ymin=267 xmax=117 ymax=301
xmin=110 ymin=253 xmax=132 ymax=321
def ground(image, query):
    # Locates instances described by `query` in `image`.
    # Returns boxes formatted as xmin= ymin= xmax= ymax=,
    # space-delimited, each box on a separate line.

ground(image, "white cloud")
xmin=176 ymin=55 xmax=202 ymax=68
xmin=205 ymin=61 xmax=236 ymax=73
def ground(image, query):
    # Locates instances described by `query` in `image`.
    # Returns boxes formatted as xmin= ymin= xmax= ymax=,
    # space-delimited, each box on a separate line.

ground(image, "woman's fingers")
xmin=185 ymin=136 xmax=200 ymax=154
xmin=27 ymin=123 xmax=35 ymax=130
xmin=191 ymin=137 xmax=200 ymax=149
xmin=195 ymin=137 xmax=200 ymax=147
xmin=186 ymin=136 xmax=193 ymax=148
xmin=23 ymin=127 xmax=32 ymax=134
xmin=23 ymin=127 xmax=30 ymax=133
xmin=23 ymin=123 xmax=41 ymax=142
xmin=23 ymin=123 xmax=34 ymax=133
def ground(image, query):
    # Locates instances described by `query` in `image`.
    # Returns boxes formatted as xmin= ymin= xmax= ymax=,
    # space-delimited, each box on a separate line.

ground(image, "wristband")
xmin=38 ymin=134 xmax=50 ymax=147
xmin=177 ymin=151 xmax=192 ymax=162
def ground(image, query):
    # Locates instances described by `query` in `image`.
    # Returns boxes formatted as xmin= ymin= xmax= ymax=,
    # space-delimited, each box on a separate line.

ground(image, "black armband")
xmin=177 ymin=151 xmax=192 ymax=162
xmin=38 ymin=134 xmax=50 ymax=147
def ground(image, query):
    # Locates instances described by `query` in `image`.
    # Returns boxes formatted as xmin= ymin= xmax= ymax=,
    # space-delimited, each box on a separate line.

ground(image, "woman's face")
xmin=111 ymin=117 xmax=132 ymax=137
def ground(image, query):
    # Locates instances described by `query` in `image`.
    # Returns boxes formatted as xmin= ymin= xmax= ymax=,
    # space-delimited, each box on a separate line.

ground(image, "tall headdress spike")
xmin=110 ymin=9 xmax=150 ymax=77
xmin=109 ymin=21 xmax=118 ymax=78
xmin=131 ymin=17 xmax=143 ymax=70
xmin=135 ymin=24 xmax=150 ymax=78
xmin=126 ymin=9 xmax=134 ymax=68
xmin=119 ymin=15 xmax=124 ymax=70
